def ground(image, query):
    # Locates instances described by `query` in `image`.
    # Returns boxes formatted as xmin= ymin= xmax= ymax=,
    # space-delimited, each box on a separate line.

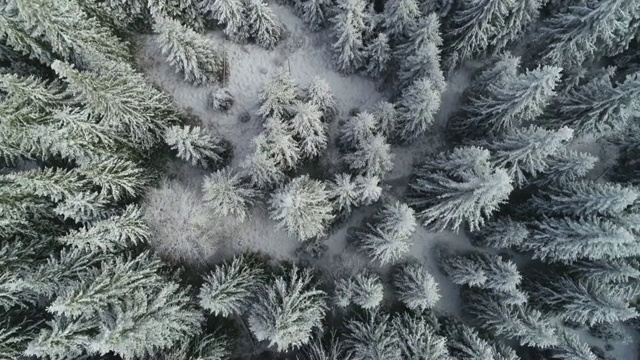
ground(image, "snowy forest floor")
xmin=134 ymin=5 xmax=636 ymax=358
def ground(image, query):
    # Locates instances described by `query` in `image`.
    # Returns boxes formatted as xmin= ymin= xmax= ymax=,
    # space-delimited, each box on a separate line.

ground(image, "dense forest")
xmin=1 ymin=0 xmax=640 ymax=359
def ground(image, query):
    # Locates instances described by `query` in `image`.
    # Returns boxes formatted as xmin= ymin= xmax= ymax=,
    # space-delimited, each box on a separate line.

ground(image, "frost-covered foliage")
xmin=440 ymin=251 xmax=521 ymax=292
xmin=441 ymin=320 xmax=497 ymax=359
xmin=569 ymin=259 xmax=640 ymax=284
xmin=339 ymin=112 xmax=377 ymax=150
xmin=295 ymin=0 xmax=332 ymax=31
xmin=199 ymin=255 xmax=264 ymax=317
xmin=355 ymin=174 xmax=383 ymax=205
xmin=484 ymin=125 xmax=573 ymax=186
xmin=144 ymin=181 xmax=221 ymax=265
xmin=523 ymin=217 xmax=639 ymax=263
xmin=393 ymin=313 xmax=450 ymax=359
xmin=364 ymin=33 xmax=391 ymax=79
xmin=528 ymin=275 xmax=639 ymax=326
xmin=247 ymin=0 xmax=281 ymax=49
xmin=550 ymin=330 xmax=598 ymax=360
xmin=395 ymin=77 xmax=442 ymax=142
xmin=343 ymin=134 xmax=394 ymax=176
xmin=54 ymin=191 xmax=109 ymax=224
xmin=328 ymin=173 xmax=361 ymax=213
xmin=343 ymin=311 xmax=401 ymax=360
xmin=382 ymin=0 xmax=420 ymax=40
xmin=148 ymin=0 xmax=204 ymax=32
xmin=290 ymin=101 xmax=328 ymax=158
xmin=306 ymin=76 xmax=337 ymax=120
xmin=263 ymin=117 xmax=301 ymax=170
xmin=392 ymin=262 xmax=440 ymax=311
xmin=269 ymin=176 xmax=335 ymax=241
xmin=164 ymin=125 xmax=225 ymax=168
xmin=153 ymin=16 xmax=223 ymax=86
xmin=334 ymin=272 xmax=384 ymax=309
xmin=468 ymin=52 xmax=520 ymax=94
xmin=531 ymin=150 xmax=597 ymax=187
xmin=494 ymin=0 xmax=541 ymax=53
xmin=356 ymin=201 xmax=416 ymax=265
xmin=471 ymin=217 xmax=528 ymax=249
xmin=299 ymin=331 xmax=349 ymax=360
xmin=371 ymin=101 xmax=398 ymax=139
xmin=165 ymin=332 xmax=230 ymax=360
xmin=330 ymin=0 xmax=369 ymax=74
xmin=241 ymin=135 xmax=286 ymax=188
xmin=77 ymin=156 xmax=149 ymax=201
xmin=208 ymin=87 xmax=234 ymax=111
xmin=200 ymin=0 xmax=249 ymax=42
xmin=202 ymin=168 xmax=260 ymax=221
xmin=407 ymin=147 xmax=513 ymax=231
xmin=258 ymin=71 xmax=298 ymax=119
xmin=248 ymin=266 xmax=326 ymax=351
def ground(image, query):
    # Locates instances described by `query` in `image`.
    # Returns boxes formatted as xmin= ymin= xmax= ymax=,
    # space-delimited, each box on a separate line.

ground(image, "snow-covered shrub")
xmin=164 ymin=125 xmax=225 ymax=168
xmin=208 ymin=88 xmax=234 ymax=111
xmin=202 ymin=167 xmax=260 ymax=221
xmin=269 ymin=175 xmax=335 ymax=241
xmin=393 ymin=262 xmax=440 ymax=311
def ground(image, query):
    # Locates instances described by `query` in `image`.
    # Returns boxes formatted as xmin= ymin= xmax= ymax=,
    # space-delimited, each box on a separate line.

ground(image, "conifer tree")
xmin=363 ymin=33 xmax=391 ymax=79
xmin=290 ymin=101 xmax=327 ymax=158
xmin=338 ymin=111 xmax=377 ymax=150
xmin=78 ymin=156 xmax=149 ymax=201
xmin=441 ymin=320 xmax=496 ymax=359
xmin=335 ymin=272 xmax=384 ymax=309
xmin=199 ymin=0 xmax=249 ymax=42
xmin=24 ymin=316 xmax=94 ymax=359
xmin=263 ymin=117 xmax=301 ymax=170
xmin=467 ymin=52 xmax=520 ymax=94
xmin=372 ymin=100 xmax=397 ymax=139
xmin=299 ymin=331 xmax=348 ymax=360
xmin=241 ymin=135 xmax=286 ymax=188
xmin=330 ymin=0 xmax=368 ymax=74
xmin=164 ymin=125 xmax=225 ymax=168
xmin=54 ymin=191 xmax=109 ymax=224
xmin=154 ymin=15 xmax=223 ymax=86
xmin=165 ymin=332 xmax=230 ymax=360
xmin=355 ymin=174 xmax=382 ymax=205
xmin=0 ymin=318 xmax=39 ymax=359
xmin=306 ymin=76 xmax=337 ymax=121
xmin=247 ymin=0 xmax=281 ymax=49
xmin=440 ymin=251 xmax=521 ymax=292
xmin=343 ymin=134 xmax=394 ymax=176
xmin=199 ymin=255 xmax=264 ymax=317
xmin=395 ymin=77 xmax=441 ymax=142
xmin=471 ymin=217 xmax=529 ymax=249
xmin=407 ymin=147 xmax=513 ymax=231
xmin=485 ymin=125 xmax=573 ymax=187
xmin=551 ymin=330 xmax=598 ymax=360
xmin=295 ymin=0 xmax=332 ymax=31
xmin=328 ymin=173 xmax=361 ymax=214
xmin=569 ymin=258 xmax=640 ymax=284
xmin=382 ymin=0 xmax=420 ymax=41
xmin=0 ymin=11 xmax=53 ymax=64
xmin=343 ymin=311 xmax=401 ymax=360
xmin=531 ymin=150 xmax=597 ymax=187
xmin=524 ymin=217 xmax=639 ymax=263
xmin=202 ymin=168 xmax=260 ymax=221
xmin=248 ymin=266 xmax=326 ymax=351
xmin=493 ymin=0 xmax=541 ymax=53
xmin=0 ymin=73 xmax=65 ymax=110
xmin=269 ymin=175 xmax=335 ymax=241
xmin=393 ymin=313 xmax=450 ymax=359
xmin=148 ymin=0 xmax=205 ymax=32
xmin=258 ymin=71 xmax=298 ymax=119
xmin=392 ymin=262 xmax=440 ymax=311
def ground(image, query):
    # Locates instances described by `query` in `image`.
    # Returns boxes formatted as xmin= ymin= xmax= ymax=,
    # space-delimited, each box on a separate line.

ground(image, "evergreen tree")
xmin=382 ymin=0 xmax=421 ymax=40
xmin=343 ymin=134 xmax=394 ymax=176
xmin=269 ymin=175 xmax=335 ymax=241
xmin=148 ymin=0 xmax=205 ymax=32
xmin=306 ymin=76 xmax=337 ymax=121
xmin=471 ymin=217 xmax=529 ymax=249
xmin=240 ymin=135 xmax=286 ymax=188
xmin=258 ymin=71 xmax=298 ymax=119
xmin=335 ymin=272 xmax=384 ymax=309
xmin=363 ymin=33 xmax=391 ymax=79
xmin=493 ymin=0 xmax=541 ymax=53
xmin=247 ymin=0 xmax=281 ymax=49
xmin=164 ymin=125 xmax=225 ymax=168
xmin=343 ymin=311 xmax=401 ymax=360
xmin=295 ymin=0 xmax=332 ymax=31
xmin=445 ymin=0 xmax=515 ymax=68
xmin=338 ymin=111 xmax=377 ymax=150
xmin=528 ymin=275 xmax=639 ymax=326
xmin=0 ymin=318 xmax=39 ymax=360
xmin=355 ymin=174 xmax=382 ymax=205
xmin=263 ymin=116 xmax=301 ymax=170
xmin=531 ymin=150 xmax=597 ymax=187
xmin=154 ymin=15 xmax=223 ymax=86
xmin=440 ymin=251 xmax=521 ymax=292
xmin=199 ymin=255 xmax=264 ymax=317
xmin=393 ymin=313 xmax=450 ymax=359
xmin=24 ymin=316 xmax=94 ymax=359
xmin=441 ymin=320 xmax=496 ymax=359
xmin=299 ymin=331 xmax=348 ymax=360
xmin=328 ymin=173 xmax=361 ymax=213
xmin=290 ymin=101 xmax=327 ymax=158
xmin=165 ymin=332 xmax=230 ymax=360
xmin=0 ymin=73 xmax=65 ymax=110
xmin=528 ymin=181 xmax=638 ymax=217
xmin=569 ymin=258 xmax=640 ymax=283
xmin=395 ymin=77 xmax=442 ymax=142
xmin=550 ymin=330 xmax=598 ymax=360
xmin=524 ymin=217 xmax=639 ymax=263
xmin=330 ymin=0 xmax=368 ymax=74
xmin=78 ymin=156 xmax=149 ymax=201
xmin=202 ymin=168 xmax=260 ymax=221
xmin=467 ymin=52 xmax=520 ymax=94
xmin=199 ymin=0 xmax=249 ymax=42
xmin=407 ymin=147 xmax=513 ymax=231
xmin=392 ymin=262 xmax=440 ymax=311
xmin=542 ymin=71 xmax=640 ymax=136
xmin=54 ymin=191 xmax=109 ymax=224
xmin=484 ymin=125 xmax=573 ymax=187
xmin=371 ymin=100 xmax=397 ymax=139
xmin=248 ymin=266 xmax=326 ymax=351
xmin=0 ymin=11 xmax=53 ymax=64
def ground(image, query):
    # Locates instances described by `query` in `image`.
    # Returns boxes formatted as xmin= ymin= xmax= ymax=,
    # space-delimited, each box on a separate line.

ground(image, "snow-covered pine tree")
xmin=165 ymin=332 xmax=230 ymax=360
xmin=164 ymin=125 xmax=225 ymax=168
xmin=24 ymin=316 xmax=94 ymax=359
xmin=263 ymin=117 xmax=301 ymax=170
xmin=528 ymin=275 xmax=639 ymax=326
xmin=81 ymin=0 xmax=146 ymax=31
xmin=392 ymin=313 xmax=450 ymax=359
xmin=363 ymin=32 xmax=391 ymax=79
xmin=299 ymin=331 xmax=348 ymax=360
xmin=77 ymin=156 xmax=149 ymax=201
xmin=153 ymin=15 xmax=223 ymax=86
xmin=269 ymin=175 xmax=335 ymax=241
xmin=294 ymin=0 xmax=332 ymax=31
xmin=392 ymin=262 xmax=440 ymax=311
xmin=54 ymin=191 xmax=109 ymax=224
xmin=355 ymin=174 xmax=382 ymax=205
xmin=0 ymin=72 xmax=65 ymax=110
xmin=382 ymin=0 xmax=420 ymax=41
xmin=407 ymin=147 xmax=513 ymax=231
xmin=440 ymin=251 xmax=521 ymax=292
xmin=395 ymin=77 xmax=441 ymax=142
xmin=0 ymin=10 xmax=53 ymax=64
xmin=395 ymin=14 xmax=445 ymax=91
xmin=343 ymin=311 xmax=401 ymax=360
xmin=338 ymin=111 xmax=377 ymax=150
xmin=305 ymin=76 xmax=337 ymax=121
xmin=334 ymin=272 xmax=384 ymax=309
xmin=148 ymin=0 xmax=205 ymax=32
xmin=330 ymin=0 xmax=368 ymax=74
xmin=248 ymin=266 xmax=326 ymax=351
xmin=550 ymin=330 xmax=598 ymax=360
xmin=240 ymin=135 xmax=286 ymax=188
xmin=530 ymin=150 xmax=597 ymax=187
xmin=569 ymin=258 xmax=640 ymax=284
xmin=484 ymin=125 xmax=573 ymax=187
xmin=199 ymin=0 xmax=249 ymax=42
xmin=202 ymin=168 xmax=260 ymax=221
xmin=371 ymin=100 xmax=398 ymax=139
xmin=290 ymin=101 xmax=327 ymax=158
xmin=523 ymin=217 xmax=639 ymax=263
xmin=343 ymin=134 xmax=394 ymax=176
xmin=328 ymin=172 xmax=361 ymax=214
xmin=528 ymin=180 xmax=638 ymax=218
xmin=542 ymin=71 xmax=640 ymax=136
xmin=199 ymin=255 xmax=264 ymax=317
xmin=440 ymin=320 xmax=496 ymax=359
xmin=493 ymin=0 xmax=541 ymax=54
xmin=258 ymin=71 xmax=298 ymax=119
xmin=467 ymin=52 xmax=520 ymax=95
xmin=471 ymin=217 xmax=529 ymax=249
xmin=450 ymin=66 xmax=562 ymax=139
xmin=247 ymin=0 xmax=281 ymax=49
xmin=589 ymin=322 xmax=633 ymax=344
xmin=444 ymin=0 xmax=514 ymax=69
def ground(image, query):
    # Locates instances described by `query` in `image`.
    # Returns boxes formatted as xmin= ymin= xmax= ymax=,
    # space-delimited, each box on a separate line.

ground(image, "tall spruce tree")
xmin=295 ymin=0 xmax=332 ymax=31
xmin=289 ymin=101 xmax=327 ymax=159
xmin=247 ymin=0 xmax=281 ymax=49
xmin=164 ymin=125 xmax=225 ymax=168
xmin=382 ymin=0 xmax=421 ymax=41
xmin=395 ymin=77 xmax=442 ymax=142
xmin=202 ymin=168 xmax=260 ymax=221
xmin=392 ymin=262 xmax=440 ymax=311
xmin=330 ymin=0 xmax=369 ymax=74
xmin=363 ymin=33 xmax=392 ymax=79
xmin=531 ymin=150 xmax=597 ymax=187
xmin=199 ymin=0 xmax=249 ymax=42
xmin=343 ymin=134 xmax=394 ymax=177
xmin=393 ymin=313 xmax=450 ymax=359
xmin=258 ymin=71 xmax=298 ymax=119
xmin=440 ymin=251 xmax=521 ymax=292
xmin=343 ymin=311 xmax=401 ymax=360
